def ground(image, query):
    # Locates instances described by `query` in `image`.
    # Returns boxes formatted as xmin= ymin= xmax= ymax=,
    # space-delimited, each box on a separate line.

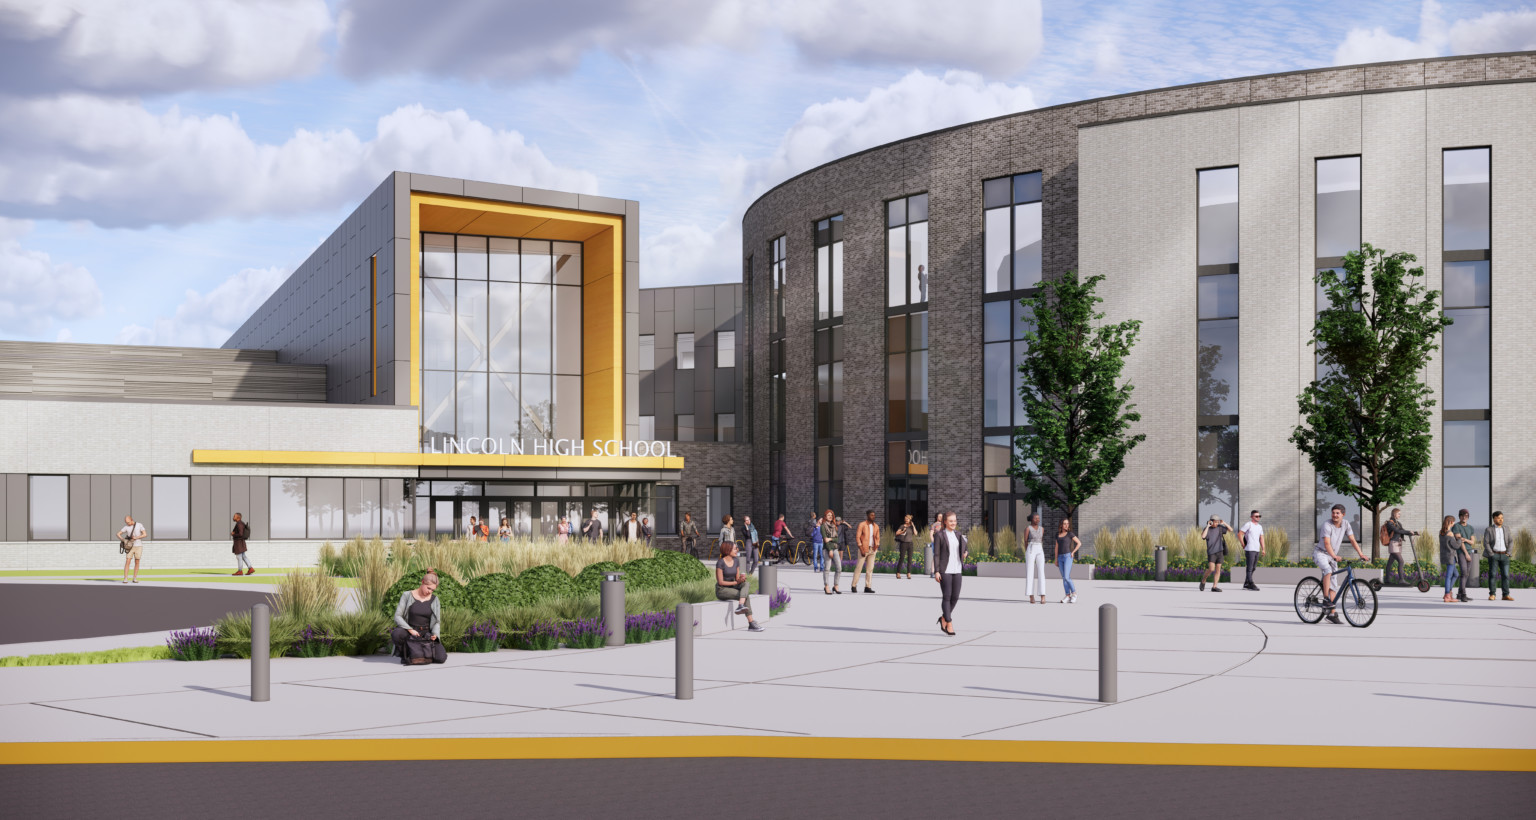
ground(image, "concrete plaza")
xmin=1 ymin=568 xmax=1533 ymax=750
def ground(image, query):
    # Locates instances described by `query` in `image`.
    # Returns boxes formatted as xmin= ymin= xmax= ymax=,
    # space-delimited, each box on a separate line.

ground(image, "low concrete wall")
xmin=976 ymin=562 xmax=1094 ymax=580
xmin=690 ymin=593 xmax=769 ymax=635
xmin=0 ymin=540 xmax=327 ymax=570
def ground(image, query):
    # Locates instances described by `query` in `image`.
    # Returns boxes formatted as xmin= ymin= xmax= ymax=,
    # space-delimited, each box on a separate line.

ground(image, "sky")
xmin=1 ymin=0 xmax=1532 ymax=348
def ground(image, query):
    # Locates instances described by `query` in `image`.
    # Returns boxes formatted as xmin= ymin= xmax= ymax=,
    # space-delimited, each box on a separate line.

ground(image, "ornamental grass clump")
xmin=290 ymin=625 xmax=337 ymax=658
xmin=1514 ymin=528 xmax=1535 ymax=564
xmin=167 ymin=627 xmax=218 ymax=661
xmin=271 ymin=567 xmax=340 ymax=623
xmin=994 ymin=525 xmax=1019 ymax=558
xmin=965 ymin=525 xmax=991 ymax=556
xmin=1157 ymin=527 xmax=1182 ymax=558
xmin=1264 ymin=525 xmax=1292 ymax=563
xmin=1094 ymin=527 xmax=1117 ymax=559
xmin=460 ymin=621 xmax=501 ymax=653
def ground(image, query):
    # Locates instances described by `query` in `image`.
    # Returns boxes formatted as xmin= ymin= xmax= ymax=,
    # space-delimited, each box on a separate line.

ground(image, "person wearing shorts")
xmin=1199 ymin=516 xmax=1231 ymax=592
xmin=118 ymin=515 xmax=147 ymax=583
xmin=1316 ymin=504 xmax=1367 ymax=624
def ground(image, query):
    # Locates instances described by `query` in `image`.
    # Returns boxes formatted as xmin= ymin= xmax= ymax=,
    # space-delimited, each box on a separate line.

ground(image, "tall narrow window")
xmin=887 ymin=194 xmax=930 ymax=306
xmin=815 ymin=325 xmax=844 ymax=513
xmin=980 ymin=172 xmax=1042 ymax=536
xmin=1314 ymin=156 xmax=1362 ymax=534
xmin=676 ymin=332 xmax=694 ymax=369
xmin=370 ymin=253 xmax=378 ymax=397
xmin=28 ymin=475 xmax=69 ymax=541
xmin=770 ymin=236 xmax=786 ymax=334
xmin=717 ymin=331 xmax=735 ymax=369
xmin=885 ymin=193 xmax=930 ymax=530
xmin=1442 ymin=147 xmax=1491 ymax=527
xmin=814 ymin=216 xmax=844 ymax=322
xmin=1197 ymin=166 xmax=1239 ymax=525
xmin=639 ymin=334 xmax=655 ymax=371
xmin=152 ymin=476 xmax=190 ymax=540
xmin=768 ymin=234 xmax=788 ymax=518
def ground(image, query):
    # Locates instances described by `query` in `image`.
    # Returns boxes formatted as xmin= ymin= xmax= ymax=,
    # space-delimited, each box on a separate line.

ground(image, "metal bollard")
xmin=923 ymin=544 xmax=934 ymax=577
xmin=675 ymin=601 xmax=693 ymax=700
xmin=251 ymin=603 xmax=270 ymax=702
xmin=1154 ymin=546 xmax=1168 ymax=582
xmin=601 ymin=572 xmax=626 ymax=647
xmin=758 ymin=564 xmax=778 ymax=611
xmin=1099 ymin=603 xmax=1117 ymax=703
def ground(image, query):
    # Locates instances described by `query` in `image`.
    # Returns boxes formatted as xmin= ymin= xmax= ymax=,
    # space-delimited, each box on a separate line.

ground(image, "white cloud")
xmin=116 ymin=265 xmax=288 ymax=347
xmin=54 ymin=327 xmax=72 ymax=342
xmin=0 ymin=0 xmax=331 ymax=95
xmin=0 ymin=217 xmax=103 ymax=337
xmin=1332 ymin=1 xmax=1536 ymax=66
xmin=336 ymin=0 xmax=1041 ymax=81
xmin=730 ymin=69 xmax=1037 ymax=199
xmin=642 ymin=220 xmax=739 ymax=288
xmin=0 ymin=98 xmax=599 ymax=228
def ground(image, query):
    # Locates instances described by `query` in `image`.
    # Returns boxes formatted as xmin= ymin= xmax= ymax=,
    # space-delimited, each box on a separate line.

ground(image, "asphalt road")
xmin=2 ymin=582 xmax=271 ymax=644
xmin=4 ymin=759 xmax=1531 ymax=819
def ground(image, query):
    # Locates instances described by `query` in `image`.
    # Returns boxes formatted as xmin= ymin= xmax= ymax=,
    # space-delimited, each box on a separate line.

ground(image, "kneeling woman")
xmin=392 ymin=568 xmax=447 ymax=663
xmin=716 ymin=541 xmax=764 ymax=632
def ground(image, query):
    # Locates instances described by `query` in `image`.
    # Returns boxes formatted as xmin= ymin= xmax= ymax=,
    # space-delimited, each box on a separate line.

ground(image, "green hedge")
xmin=572 ymin=561 xmax=621 ymax=595
xmin=517 ymin=564 xmax=579 ymax=601
xmin=381 ymin=569 xmax=468 ymax=614
xmin=465 ymin=572 xmax=524 ymax=612
xmin=376 ymin=551 xmax=711 ymax=614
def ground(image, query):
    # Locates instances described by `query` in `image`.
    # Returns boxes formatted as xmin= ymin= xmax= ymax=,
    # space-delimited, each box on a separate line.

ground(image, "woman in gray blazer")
xmin=931 ymin=511 xmax=969 ymax=636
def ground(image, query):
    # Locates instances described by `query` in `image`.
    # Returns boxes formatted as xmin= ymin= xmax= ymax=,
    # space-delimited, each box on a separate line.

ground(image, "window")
xmin=982 ymin=300 xmax=1033 ymax=429
xmin=717 ymin=331 xmax=735 ymax=369
xmin=770 ymin=235 xmax=787 ymax=334
xmin=887 ymin=193 xmax=930 ymax=306
xmin=676 ymin=414 xmax=695 ymax=442
xmin=654 ymin=485 xmax=678 ymax=535
xmin=28 ymin=475 xmax=68 ymax=540
xmin=887 ymin=312 xmax=929 ymax=433
xmin=638 ymin=414 xmax=656 ymax=441
xmin=1314 ymin=158 xmax=1359 ymax=530
xmin=271 ymin=478 xmax=307 ymax=539
xmin=1442 ymin=147 xmax=1491 ymax=527
xmin=706 ymin=486 xmax=733 ymax=533
xmin=152 ymin=476 xmax=190 ymax=540
xmin=816 ymin=327 xmax=844 ymax=438
xmin=345 ymin=478 xmax=382 ymax=538
xmin=1198 ymin=166 xmax=1240 ymax=525
xmin=676 ymin=332 xmax=695 ymax=369
xmin=716 ymin=413 xmax=736 ymax=442
xmin=421 ymin=233 xmax=582 ymax=452
xmin=983 ymin=172 xmax=1042 ymax=293
xmin=307 ymin=477 xmax=344 ymax=540
xmin=814 ymin=215 xmax=844 ymax=322
xmin=639 ymin=334 xmax=655 ymax=371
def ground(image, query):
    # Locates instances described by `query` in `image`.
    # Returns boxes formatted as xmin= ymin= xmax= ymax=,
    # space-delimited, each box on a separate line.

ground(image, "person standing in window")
xmin=1239 ymin=510 xmax=1265 ymax=591
xmin=917 ymin=264 xmax=928 ymax=302
xmin=1451 ymin=509 xmax=1476 ymax=603
xmin=498 ymin=518 xmax=512 ymax=542
xmin=1484 ymin=511 xmax=1514 ymax=602
xmin=1056 ymin=518 xmax=1082 ymax=604
xmin=584 ymin=510 xmax=605 ymax=542
xmin=820 ymin=510 xmax=842 ymax=594
xmin=894 ymin=515 xmax=916 ymax=580
xmin=1023 ymin=513 xmax=1046 ymax=604
xmin=118 ymin=515 xmax=147 ymax=584
xmin=1440 ymin=516 xmax=1468 ymax=603
xmin=557 ymin=516 xmax=570 ymax=544
xmin=1381 ymin=508 xmax=1415 ymax=587
xmin=624 ymin=512 xmax=642 ymax=543
xmin=679 ymin=513 xmax=700 ymax=556
xmin=1199 ymin=516 xmax=1231 ymax=593
xmin=932 ymin=511 xmax=968 ymax=635
xmin=230 ymin=513 xmax=254 ymax=576
xmin=854 ymin=510 xmax=879 ymax=593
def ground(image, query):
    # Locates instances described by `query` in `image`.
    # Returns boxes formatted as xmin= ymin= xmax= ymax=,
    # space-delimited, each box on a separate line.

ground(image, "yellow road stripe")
xmin=1 ymin=738 xmax=1530 ymax=770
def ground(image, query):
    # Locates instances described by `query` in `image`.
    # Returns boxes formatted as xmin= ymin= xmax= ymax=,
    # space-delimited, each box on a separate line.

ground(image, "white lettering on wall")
xmin=425 ymin=436 xmax=676 ymax=458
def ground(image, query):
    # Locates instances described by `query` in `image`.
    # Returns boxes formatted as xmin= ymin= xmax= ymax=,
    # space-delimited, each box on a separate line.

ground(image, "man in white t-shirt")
xmin=118 ymin=515 xmax=148 ymax=584
xmin=1316 ymin=504 xmax=1367 ymax=624
xmin=1239 ymin=509 xmax=1265 ymax=591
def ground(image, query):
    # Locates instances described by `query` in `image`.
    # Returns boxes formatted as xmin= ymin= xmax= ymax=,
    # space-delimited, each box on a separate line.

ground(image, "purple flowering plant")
xmin=167 ymin=626 xmax=218 ymax=661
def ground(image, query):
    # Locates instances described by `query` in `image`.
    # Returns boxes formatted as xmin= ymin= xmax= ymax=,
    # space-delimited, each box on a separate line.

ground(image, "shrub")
xmin=381 ymin=569 xmax=468 ymax=614
xmin=214 ymin=611 xmax=301 ymax=658
xmin=622 ymin=552 xmax=709 ymax=591
xmin=465 ymin=572 xmax=525 ymax=612
xmin=649 ymin=549 xmax=712 ymax=583
xmin=290 ymin=625 xmax=337 ymax=658
xmin=517 ymin=564 xmax=580 ymax=601
xmin=314 ymin=610 xmax=392 ymax=656
xmin=167 ymin=627 xmax=218 ymax=661
xmin=437 ymin=607 xmax=478 ymax=649
xmin=572 ymin=561 xmax=623 ymax=595
xmin=460 ymin=621 xmax=501 ymax=653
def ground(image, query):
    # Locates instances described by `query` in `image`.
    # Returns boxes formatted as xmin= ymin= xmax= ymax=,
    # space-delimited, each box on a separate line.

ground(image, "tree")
xmin=1291 ymin=244 xmax=1451 ymax=560
xmin=1009 ymin=271 xmax=1145 ymax=525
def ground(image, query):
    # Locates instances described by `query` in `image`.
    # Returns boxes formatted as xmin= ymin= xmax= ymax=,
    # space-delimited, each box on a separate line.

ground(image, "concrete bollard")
xmin=1099 ymin=603 xmax=1117 ymax=703
xmin=758 ymin=564 xmax=778 ymax=610
xmin=675 ymin=601 xmax=693 ymax=700
xmin=251 ymin=603 xmax=270 ymax=702
xmin=1154 ymin=546 xmax=1168 ymax=582
xmin=923 ymin=544 xmax=934 ymax=577
xmin=601 ymin=572 xmax=626 ymax=647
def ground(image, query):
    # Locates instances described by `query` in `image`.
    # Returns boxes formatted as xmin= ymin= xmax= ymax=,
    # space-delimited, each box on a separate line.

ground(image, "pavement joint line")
xmin=749 ymin=629 xmax=998 ymax=687
xmin=1252 ymin=652 xmax=1536 ymax=662
xmin=746 ymin=678 xmax=1116 ymax=706
xmin=298 ymin=708 xmax=543 ymax=738
xmin=888 ymin=660 xmax=1210 ymax=677
xmin=1499 ymin=623 xmax=1536 ymax=636
xmin=546 ymin=706 xmax=812 ymax=736
xmin=1220 ymin=671 xmax=1536 ymax=689
xmin=30 ymin=702 xmax=218 ymax=739
xmin=4 ymin=737 xmax=1530 ymax=771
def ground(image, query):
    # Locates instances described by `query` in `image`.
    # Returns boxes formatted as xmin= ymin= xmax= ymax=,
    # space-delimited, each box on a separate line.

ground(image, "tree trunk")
xmin=1369 ymin=504 xmax=1382 ymax=563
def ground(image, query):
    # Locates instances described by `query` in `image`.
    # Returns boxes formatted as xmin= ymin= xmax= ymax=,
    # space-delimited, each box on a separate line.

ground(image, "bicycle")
xmin=1294 ymin=561 xmax=1378 ymax=628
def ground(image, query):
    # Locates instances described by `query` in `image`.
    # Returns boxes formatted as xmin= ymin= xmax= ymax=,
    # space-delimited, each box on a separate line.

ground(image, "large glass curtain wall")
xmin=814 ymin=217 xmax=845 ymax=513
xmin=981 ymin=172 xmax=1042 ymax=537
xmin=1313 ymin=157 xmax=1363 ymax=535
xmin=1197 ymin=167 xmax=1239 ymax=524
xmin=1442 ymin=147 xmax=1491 ymax=527
xmin=886 ymin=193 xmax=930 ymax=530
xmin=421 ymin=233 xmax=583 ymax=451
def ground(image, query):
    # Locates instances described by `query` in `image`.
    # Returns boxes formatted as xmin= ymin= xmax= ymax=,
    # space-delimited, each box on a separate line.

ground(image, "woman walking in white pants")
xmin=1023 ymin=513 xmax=1046 ymax=604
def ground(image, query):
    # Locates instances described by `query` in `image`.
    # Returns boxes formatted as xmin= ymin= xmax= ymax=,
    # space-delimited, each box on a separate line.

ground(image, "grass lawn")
xmin=0 ymin=569 xmax=358 ymax=587
xmin=0 ymin=568 xmax=310 ymax=577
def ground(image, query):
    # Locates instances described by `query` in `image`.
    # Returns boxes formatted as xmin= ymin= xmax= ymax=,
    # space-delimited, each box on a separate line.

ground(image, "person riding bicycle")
xmin=679 ymin=513 xmax=701 ymax=557
xmin=1316 ymin=504 xmax=1368 ymax=624
xmin=768 ymin=514 xmax=793 ymax=563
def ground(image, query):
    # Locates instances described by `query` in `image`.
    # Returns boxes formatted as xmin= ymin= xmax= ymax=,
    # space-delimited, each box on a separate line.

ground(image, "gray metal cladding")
xmin=0 ymin=341 xmax=326 ymax=403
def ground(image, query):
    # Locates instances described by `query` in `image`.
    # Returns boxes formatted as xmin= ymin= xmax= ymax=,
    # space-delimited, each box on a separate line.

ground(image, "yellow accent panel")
xmin=3 ymin=738 xmax=1532 ymax=771
xmin=408 ymin=192 xmax=625 ymax=444
xmin=908 ymin=463 xmax=929 ymax=476
xmin=191 ymin=450 xmax=682 ymax=470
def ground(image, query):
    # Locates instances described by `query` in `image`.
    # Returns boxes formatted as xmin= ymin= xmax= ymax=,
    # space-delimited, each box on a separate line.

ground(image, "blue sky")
xmin=1 ymin=0 xmax=1530 ymax=347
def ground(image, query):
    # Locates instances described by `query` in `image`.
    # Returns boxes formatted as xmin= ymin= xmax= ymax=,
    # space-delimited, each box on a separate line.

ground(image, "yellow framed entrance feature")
xmin=409 ymin=192 xmax=625 ymax=446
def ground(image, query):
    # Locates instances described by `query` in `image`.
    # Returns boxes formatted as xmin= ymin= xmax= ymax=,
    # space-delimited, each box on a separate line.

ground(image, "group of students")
xmin=111 ymin=512 xmax=255 ymax=583
xmin=458 ymin=512 xmax=656 ymax=544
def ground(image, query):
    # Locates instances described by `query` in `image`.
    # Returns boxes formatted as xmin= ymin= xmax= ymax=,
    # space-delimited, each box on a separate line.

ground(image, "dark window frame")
xmin=1440 ymin=145 xmax=1492 ymax=525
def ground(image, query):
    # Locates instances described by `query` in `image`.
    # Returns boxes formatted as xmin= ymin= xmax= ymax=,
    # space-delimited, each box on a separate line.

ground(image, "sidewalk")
xmin=2 ymin=569 xmax=1533 ymax=751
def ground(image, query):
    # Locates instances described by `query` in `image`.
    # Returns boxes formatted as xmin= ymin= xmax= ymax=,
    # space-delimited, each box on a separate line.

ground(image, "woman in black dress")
xmin=392 ymin=568 xmax=446 ymax=664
